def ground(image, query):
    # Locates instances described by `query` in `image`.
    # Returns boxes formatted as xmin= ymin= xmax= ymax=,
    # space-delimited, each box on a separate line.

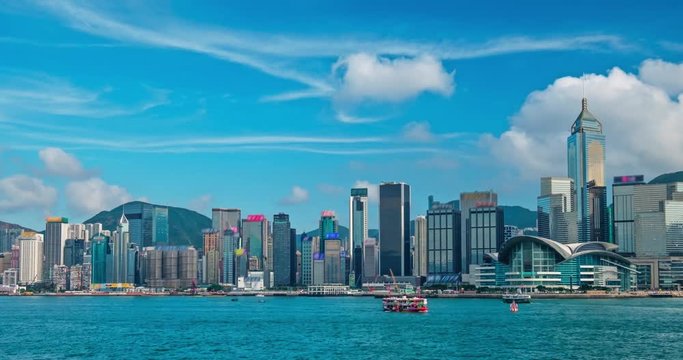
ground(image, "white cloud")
xmin=38 ymin=147 xmax=86 ymax=178
xmin=336 ymin=112 xmax=387 ymax=124
xmin=0 ymin=175 xmax=57 ymax=213
xmin=402 ymin=121 xmax=436 ymax=142
xmin=353 ymin=180 xmax=379 ymax=203
xmin=484 ymin=62 xmax=683 ymax=181
xmin=188 ymin=194 xmax=212 ymax=213
xmin=66 ymin=178 xmax=133 ymax=215
xmin=639 ymin=59 xmax=683 ymax=96
xmin=279 ymin=186 xmax=309 ymax=205
xmin=334 ymin=53 xmax=454 ymax=104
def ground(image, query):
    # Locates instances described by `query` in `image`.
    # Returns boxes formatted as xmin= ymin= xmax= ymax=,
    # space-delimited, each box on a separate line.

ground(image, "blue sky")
xmin=2 ymin=1 xmax=683 ymax=232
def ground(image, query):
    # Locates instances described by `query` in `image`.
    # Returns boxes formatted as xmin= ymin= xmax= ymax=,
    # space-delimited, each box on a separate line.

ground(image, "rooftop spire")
xmin=582 ymin=97 xmax=588 ymax=112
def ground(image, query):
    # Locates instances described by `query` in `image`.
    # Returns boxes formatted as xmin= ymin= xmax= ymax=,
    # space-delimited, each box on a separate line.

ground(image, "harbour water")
xmin=1 ymin=296 xmax=682 ymax=359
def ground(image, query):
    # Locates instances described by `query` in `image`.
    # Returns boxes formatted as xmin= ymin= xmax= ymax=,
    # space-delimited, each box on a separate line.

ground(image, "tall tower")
xmin=272 ymin=213 xmax=294 ymax=287
xmin=112 ymin=212 xmax=130 ymax=283
xmin=379 ymin=182 xmax=411 ymax=276
xmin=349 ymin=188 xmax=369 ymax=278
xmin=44 ymin=217 xmax=69 ymax=280
xmin=318 ymin=211 xmax=339 ymax=254
xmin=567 ymin=98 xmax=606 ymax=242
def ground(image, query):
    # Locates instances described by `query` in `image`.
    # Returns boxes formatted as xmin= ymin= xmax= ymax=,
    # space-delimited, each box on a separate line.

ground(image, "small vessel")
xmin=382 ymin=296 xmax=428 ymax=313
xmin=255 ymin=294 xmax=265 ymax=298
xmin=510 ymin=300 xmax=519 ymax=313
xmin=648 ymin=291 xmax=673 ymax=298
xmin=502 ymin=291 xmax=531 ymax=304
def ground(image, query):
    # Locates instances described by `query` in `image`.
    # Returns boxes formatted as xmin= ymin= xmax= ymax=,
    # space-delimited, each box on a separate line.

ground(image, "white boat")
xmin=382 ymin=296 xmax=429 ymax=313
xmin=502 ymin=293 xmax=531 ymax=303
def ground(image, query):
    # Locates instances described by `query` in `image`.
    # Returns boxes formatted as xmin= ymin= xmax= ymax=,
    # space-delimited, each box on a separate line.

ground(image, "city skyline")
xmin=2 ymin=1 xmax=683 ymax=233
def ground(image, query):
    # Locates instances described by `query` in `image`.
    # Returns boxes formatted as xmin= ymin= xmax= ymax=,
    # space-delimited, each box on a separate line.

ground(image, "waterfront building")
xmin=352 ymin=246 xmax=363 ymax=288
xmin=69 ymin=263 xmax=91 ymax=290
xmin=127 ymin=244 xmax=141 ymax=285
xmin=349 ymin=188 xmax=369 ymax=280
xmin=18 ymin=232 xmax=43 ymax=284
xmin=296 ymin=250 xmax=302 ymax=284
xmin=460 ymin=191 xmax=497 ymax=274
xmin=272 ymin=213 xmax=295 ymax=287
xmin=467 ymin=206 xmax=504 ymax=275
xmin=324 ymin=239 xmax=342 ymax=284
xmin=242 ymin=215 xmax=269 ymax=272
xmin=223 ymin=227 xmax=239 ymax=285
xmin=144 ymin=246 xmax=198 ymax=289
xmin=413 ymin=216 xmax=427 ymax=277
xmin=2 ymin=268 xmax=18 ymax=286
xmin=301 ymin=235 xmax=313 ymax=285
xmin=152 ymin=206 xmax=169 ymax=244
xmin=363 ymin=238 xmax=379 ymax=281
xmin=44 ymin=217 xmax=69 ymax=280
xmin=112 ymin=213 xmax=130 ymax=284
xmin=52 ymin=265 xmax=68 ymax=291
xmin=471 ymin=235 xmax=635 ymax=290
xmin=90 ymin=233 xmax=111 ymax=284
xmin=312 ymin=256 xmax=325 ymax=285
xmin=203 ymin=229 xmax=221 ymax=284
xmin=318 ymin=210 xmax=339 ymax=254
xmin=379 ymin=182 xmax=411 ymax=276
xmin=537 ymin=177 xmax=576 ymax=244
xmin=426 ymin=202 xmax=462 ymax=279
xmin=588 ymin=182 xmax=609 ymax=242
xmin=64 ymin=239 xmax=85 ymax=267
xmin=567 ymin=98 xmax=606 ymax=243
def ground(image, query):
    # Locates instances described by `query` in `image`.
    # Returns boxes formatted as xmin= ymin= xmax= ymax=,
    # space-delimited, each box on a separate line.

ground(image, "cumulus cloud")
xmin=39 ymin=147 xmax=87 ymax=178
xmin=279 ymin=186 xmax=309 ymax=205
xmin=0 ymin=175 xmax=57 ymax=213
xmin=402 ymin=121 xmax=436 ymax=142
xmin=484 ymin=62 xmax=683 ymax=181
xmin=639 ymin=59 xmax=683 ymax=96
xmin=353 ymin=180 xmax=379 ymax=203
xmin=187 ymin=194 xmax=212 ymax=213
xmin=66 ymin=178 xmax=133 ymax=215
xmin=334 ymin=53 xmax=454 ymax=104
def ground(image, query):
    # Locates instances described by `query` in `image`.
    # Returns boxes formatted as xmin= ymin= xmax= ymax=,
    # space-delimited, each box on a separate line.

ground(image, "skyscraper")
xmin=301 ymin=235 xmax=313 ymax=285
xmin=460 ymin=191 xmax=497 ymax=274
xmin=567 ymin=98 xmax=606 ymax=243
xmin=203 ymin=229 xmax=222 ymax=284
xmin=363 ymin=238 xmax=379 ymax=280
xmin=212 ymin=208 xmax=242 ymax=234
xmin=272 ymin=213 xmax=294 ymax=287
xmin=90 ymin=233 xmax=110 ymax=284
xmin=613 ymin=176 xmax=651 ymax=255
xmin=379 ymin=182 xmax=411 ymax=276
xmin=222 ymin=227 xmax=239 ymax=285
xmin=537 ymin=177 xmax=577 ymax=243
xmin=413 ymin=215 xmax=427 ymax=277
xmin=426 ymin=203 xmax=461 ymax=275
xmin=242 ymin=215 xmax=269 ymax=272
xmin=112 ymin=213 xmax=130 ymax=283
xmin=64 ymin=239 xmax=85 ymax=267
xmin=152 ymin=206 xmax=169 ymax=244
xmin=324 ymin=239 xmax=342 ymax=284
xmin=18 ymin=232 xmax=43 ymax=285
xmin=349 ymin=188 xmax=369 ymax=278
xmin=124 ymin=202 xmax=153 ymax=247
xmin=588 ymin=181 xmax=609 ymax=242
xmin=44 ymin=217 xmax=69 ymax=280
xmin=318 ymin=210 xmax=339 ymax=254
xmin=467 ymin=206 xmax=504 ymax=272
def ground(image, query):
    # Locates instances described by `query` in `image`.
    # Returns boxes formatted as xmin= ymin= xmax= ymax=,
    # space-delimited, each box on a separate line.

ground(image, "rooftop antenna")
xmin=581 ymin=73 xmax=588 ymax=111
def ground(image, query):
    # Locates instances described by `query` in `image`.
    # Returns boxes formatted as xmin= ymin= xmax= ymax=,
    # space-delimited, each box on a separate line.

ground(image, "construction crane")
xmin=389 ymin=268 xmax=400 ymax=294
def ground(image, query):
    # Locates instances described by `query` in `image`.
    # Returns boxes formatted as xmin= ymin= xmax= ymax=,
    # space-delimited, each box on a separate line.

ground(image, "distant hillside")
xmin=84 ymin=201 xmax=211 ymax=249
xmin=0 ymin=220 xmax=37 ymax=232
xmin=501 ymin=205 xmax=537 ymax=229
xmin=649 ymin=171 xmax=683 ymax=184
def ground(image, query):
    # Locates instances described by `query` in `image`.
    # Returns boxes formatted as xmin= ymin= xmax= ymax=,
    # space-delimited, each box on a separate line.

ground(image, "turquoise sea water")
xmin=1 ymin=296 xmax=682 ymax=359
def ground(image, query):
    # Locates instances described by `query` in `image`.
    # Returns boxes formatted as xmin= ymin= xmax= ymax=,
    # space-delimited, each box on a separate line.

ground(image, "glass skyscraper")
xmin=460 ymin=191 xmax=497 ymax=274
xmin=272 ymin=213 xmax=294 ymax=287
xmin=90 ymin=233 xmax=110 ymax=284
xmin=426 ymin=204 xmax=461 ymax=275
xmin=567 ymin=98 xmax=606 ymax=243
xmin=467 ymin=206 xmax=504 ymax=272
xmin=318 ymin=210 xmax=339 ymax=254
xmin=152 ymin=206 xmax=169 ymax=244
xmin=242 ymin=215 xmax=269 ymax=271
xmin=379 ymin=182 xmax=411 ymax=276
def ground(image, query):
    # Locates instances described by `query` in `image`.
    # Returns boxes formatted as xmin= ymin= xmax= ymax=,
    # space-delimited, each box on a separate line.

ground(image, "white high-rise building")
xmin=112 ymin=213 xmax=130 ymax=283
xmin=413 ymin=216 xmax=427 ymax=277
xmin=18 ymin=232 xmax=43 ymax=284
xmin=537 ymin=177 xmax=577 ymax=243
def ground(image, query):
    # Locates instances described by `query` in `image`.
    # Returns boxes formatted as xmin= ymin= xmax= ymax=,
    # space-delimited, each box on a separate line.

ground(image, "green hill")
xmin=84 ymin=201 xmax=211 ymax=249
xmin=649 ymin=171 xmax=683 ymax=184
xmin=501 ymin=205 xmax=537 ymax=229
xmin=0 ymin=221 xmax=37 ymax=232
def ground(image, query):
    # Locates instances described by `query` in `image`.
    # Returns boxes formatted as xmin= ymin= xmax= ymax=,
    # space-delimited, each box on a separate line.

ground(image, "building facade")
xmin=567 ymin=98 xmax=606 ymax=243
xmin=467 ymin=206 xmax=504 ymax=273
xmin=301 ymin=236 xmax=313 ymax=286
xmin=319 ymin=210 xmax=339 ymax=254
xmin=460 ymin=191 xmax=497 ymax=274
xmin=203 ymin=229 xmax=222 ymax=284
xmin=272 ymin=213 xmax=294 ymax=287
xmin=242 ymin=215 xmax=269 ymax=272
xmin=537 ymin=177 xmax=576 ymax=244
xmin=44 ymin=217 xmax=69 ymax=280
xmin=18 ymin=232 xmax=43 ymax=284
xmin=152 ymin=206 xmax=169 ymax=245
xmin=349 ymin=188 xmax=369 ymax=279
xmin=413 ymin=215 xmax=427 ymax=277
xmin=379 ymin=182 xmax=411 ymax=276
xmin=426 ymin=203 xmax=461 ymax=277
